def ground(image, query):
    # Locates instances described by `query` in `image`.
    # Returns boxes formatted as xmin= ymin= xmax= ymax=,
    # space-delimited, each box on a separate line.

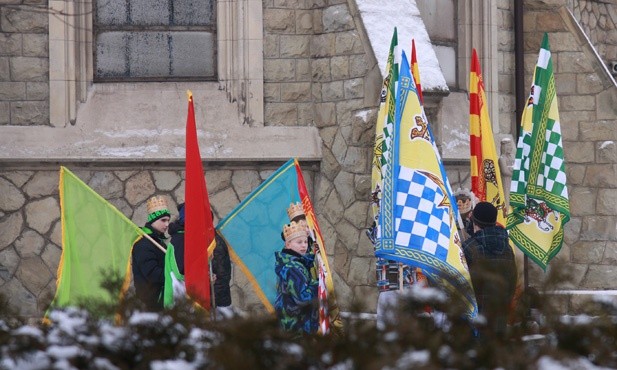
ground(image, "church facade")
xmin=0 ymin=0 xmax=616 ymax=317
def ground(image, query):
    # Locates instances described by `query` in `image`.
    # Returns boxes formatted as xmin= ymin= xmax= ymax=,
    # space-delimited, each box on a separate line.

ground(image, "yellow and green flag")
xmin=51 ymin=166 xmax=144 ymax=310
xmin=507 ymin=33 xmax=570 ymax=270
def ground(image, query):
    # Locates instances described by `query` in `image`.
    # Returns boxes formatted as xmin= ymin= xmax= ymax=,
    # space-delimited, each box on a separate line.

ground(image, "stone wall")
xmin=0 ymin=165 xmax=318 ymax=316
xmin=0 ymin=0 xmax=49 ymax=126
xmin=497 ymin=0 xmax=516 ymax=138
xmin=523 ymin=2 xmax=617 ymax=308
xmin=570 ymin=0 xmax=617 ymax=64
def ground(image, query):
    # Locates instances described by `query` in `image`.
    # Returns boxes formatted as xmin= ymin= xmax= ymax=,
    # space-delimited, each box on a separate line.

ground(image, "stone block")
xmin=549 ymin=32 xmax=579 ymax=53
xmin=0 ymin=177 xmax=25 ymax=211
xmin=579 ymin=120 xmax=617 ymax=141
xmin=569 ymin=187 xmax=596 ymax=215
xmin=0 ymin=82 xmax=26 ymax=100
xmin=335 ymin=31 xmax=364 ymax=54
xmin=556 ymin=52 xmax=594 ymax=74
xmin=602 ymin=242 xmax=617 ymax=264
xmin=10 ymin=100 xmax=49 ymax=125
xmin=295 ymin=10 xmax=313 ymax=33
xmin=26 ymin=82 xmax=48 ymax=100
xmin=349 ymin=54 xmax=369 ymax=78
xmin=322 ymin=80 xmax=344 ymax=101
xmin=264 ymin=102 xmax=297 ymax=125
xmin=347 ymin=256 xmax=373 ymax=285
xmin=125 ymin=172 xmax=155 ymax=206
xmin=311 ymin=58 xmax=331 ymax=82
xmin=322 ymin=4 xmax=354 ymax=32
xmin=0 ymin=212 xmax=22 ymax=250
xmin=352 ymin=284 xmax=378 ymax=312
xmin=263 ymin=9 xmax=295 ymax=33
xmin=583 ymin=265 xmax=617 ymax=289
xmin=151 ymin=171 xmax=181 ymax=192
xmin=344 ymin=78 xmax=364 ymax=99
xmin=566 ymin=164 xmax=586 ymax=185
xmin=560 ymin=95 xmax=595 ymax=111
xmin=280 ymin=82 xmax=311 ymax=102
xmin=576 ymin=73 xmax=604 ymax=94
xmin=23 ymin=171 xmax=58 ymax=198
xmin=0 ymin=101 xmax=8 ymax=124
xmin=25 ymin=196 xmax=58 ymax=234
xmin=264 ymin=83 xmax=281 ymax=102
xmin=311 ymin=33 xmax=336 ymax=58
xmin=560 ymin=120 xmax=578 ymax=141
xmin=0 ymin=33 xmax=21 ymax=55
xmin=554 ymin=73 xmax=576 ymax=95
xmin=209 ymin=187 xmax=240 ymax=221
xmin=231 ymin=170 xmax=261 ymax=201
xmin=571 ymin=241 xmax=605 ymax=264
xmin=2 ymin=279 xmax=37 ymax=317
xmin=343 ymin=146 xmax=370 ymax=174
xmin=597 ymin=140 xmax=617 ymax=163
xmin=330 ymin=55 xmax=349 ymax=80
xmin=563 ymin=217 xmax=581 ymax=245
xmin=22 ymin=33 xmax=47 ymax=57
xmin=597 ymin=189 xmax=617 ymax=215
xmin=560 ymin=109 xmax=595 ymax=127
xmin=323 ymin=188 xmax=344 ymax=225
xmin=264 ymin=59 xmax=295 ymax=82
xmin=333 ymin=170 xmax=354 ymax=207
xmin=17 ymin=256 xmax=51 ymax=295
xmin=311 ymin=9 xmax=323 ymax=33
xmin=535 ymin=12 xmax=567 ymax=32
xmin=343 ymin=200 xmax=369 ymax=227
xmin=280 ymin=35 xmax=310 ymax=58
xmin=579 ymin=216 xmax=617 ymax=241
xmin=337 ymin=219 xmax=360 ymax=250
xmin=263 ymin=34 xmax=279 ymax=58
xmin=10 ymin=57 xmax=48 ymax=81
xmin=50 ymin=219 xmax=61 ymax=246
xmin=583 ymin=164 xmax=617 ymax=187
xmin=297 ymin=102 xmax=312 ymax=125
xmin=320 ymin=147 xmax=340 ymax=181
xmin=0 ymin=7 xmax=48 ymax=33
xmin=88 ymin=172 xmax=124 ymax=199
xmin=314 ymin=102 xmax=336 ymax=128
xmin=596 ymin=89 xmax=617 ymax=120
xmin=563 ymin=141 xmax=594 ymax=163
xmin=205 ymin=170 xmax=232 ymax=195
xmin=0 ymin=57 xmax=8 ymax=81
xmin=295 ymin=59 xmax=310 ymax=81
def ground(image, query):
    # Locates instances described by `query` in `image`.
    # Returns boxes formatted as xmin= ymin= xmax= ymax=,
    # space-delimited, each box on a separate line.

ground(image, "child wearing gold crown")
xmin=274 ymin=220 xmax=319 ymax=335
xmin=132 ymin=195 xmax=172 ymax=311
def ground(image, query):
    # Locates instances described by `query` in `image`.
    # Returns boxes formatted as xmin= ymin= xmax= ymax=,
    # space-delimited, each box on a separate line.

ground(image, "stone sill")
xmin=0 ymin=81 xmax=322 ymax=166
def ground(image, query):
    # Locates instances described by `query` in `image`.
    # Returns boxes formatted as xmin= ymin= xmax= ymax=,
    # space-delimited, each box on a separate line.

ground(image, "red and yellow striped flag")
xmin=411 ymin=39 xmax=423 ymax=105
xmin=469 ymin=49 xmax=507 ymax=225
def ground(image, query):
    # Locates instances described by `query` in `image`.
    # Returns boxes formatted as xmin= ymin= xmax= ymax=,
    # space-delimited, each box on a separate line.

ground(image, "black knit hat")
xmin=471 ymin=201 xmax=497 ymax=228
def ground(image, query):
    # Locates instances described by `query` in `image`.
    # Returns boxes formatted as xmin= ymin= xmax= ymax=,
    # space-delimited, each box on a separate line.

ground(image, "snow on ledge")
xmin=356 ymin=0 xmax=449 ymax=93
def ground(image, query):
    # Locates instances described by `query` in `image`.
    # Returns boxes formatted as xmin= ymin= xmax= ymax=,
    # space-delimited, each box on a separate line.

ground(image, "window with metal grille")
xmin=94 ymin=0 xmax=216 ymax=81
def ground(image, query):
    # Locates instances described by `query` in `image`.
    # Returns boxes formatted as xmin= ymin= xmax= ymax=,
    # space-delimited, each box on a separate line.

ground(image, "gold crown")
xmin=283 ymin=221 xmax=308 ymax=242
xmin=287 ymin=202 xmax=305 ymax=220
xmin=146 ymin=196 xmax=168 ymax=215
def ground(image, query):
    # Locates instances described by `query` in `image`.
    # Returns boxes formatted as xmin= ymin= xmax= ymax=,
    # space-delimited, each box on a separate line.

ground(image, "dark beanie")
xmin=177 ymin=203 xmax=185 ymax=224
xmin=472 ymin=202 xmax=497 ymax=228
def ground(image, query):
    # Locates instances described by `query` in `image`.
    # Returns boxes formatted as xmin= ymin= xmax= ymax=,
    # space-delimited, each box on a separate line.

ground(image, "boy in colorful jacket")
xmin=274 ymin=221 xmax=319 ymax=335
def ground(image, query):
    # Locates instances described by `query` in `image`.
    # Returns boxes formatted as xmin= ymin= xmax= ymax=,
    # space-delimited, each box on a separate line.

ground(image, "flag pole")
xmin=141 ymin=232 xmax=167 ymax=253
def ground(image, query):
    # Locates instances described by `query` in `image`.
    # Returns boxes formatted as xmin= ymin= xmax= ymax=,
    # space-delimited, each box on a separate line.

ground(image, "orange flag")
xmin=184 ymin=91 xmax=213 ymax=309
xmin=469 ymin=49 xmax=507 ymax=225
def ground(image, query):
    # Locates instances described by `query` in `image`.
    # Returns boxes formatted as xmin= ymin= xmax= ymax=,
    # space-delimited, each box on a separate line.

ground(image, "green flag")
xmin=163 ymin=243 xmax=185 ymax=308
xmin=506 ymin=33 xmax=570 ymax=270
xmin=52 ymin=167 xmax=144 ymax=309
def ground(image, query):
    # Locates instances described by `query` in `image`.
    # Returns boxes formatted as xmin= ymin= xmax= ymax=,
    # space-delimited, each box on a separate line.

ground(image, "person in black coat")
xmin=168 ymin=203 xmax=233 ymax=311
xmin=462 ymin=202 xmax=517 ymax=339
xmin=132 ymin=196 xmax=171 ymax=311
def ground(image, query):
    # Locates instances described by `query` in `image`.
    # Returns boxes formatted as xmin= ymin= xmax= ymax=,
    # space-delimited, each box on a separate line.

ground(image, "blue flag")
xmin=376 ymin=51 xmax=477 ymax=318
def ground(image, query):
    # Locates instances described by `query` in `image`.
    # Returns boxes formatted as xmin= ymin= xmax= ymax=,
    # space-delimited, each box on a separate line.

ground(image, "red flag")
xmin=184 ymin=91 xmax=213 ymax=309
xmin=411 ymin=39 xmax=424 ymax=105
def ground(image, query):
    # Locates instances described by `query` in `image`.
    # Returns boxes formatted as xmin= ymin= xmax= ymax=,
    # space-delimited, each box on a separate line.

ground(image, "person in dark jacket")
xmin=132 ymin=196 xmax=171 ymax=311
xmin=275 ymin=221 xmax=319 ymax=335
xmin=168 ymin=203 xmax=233 ymax=313
xmin=462 ymin=201 xmax=517 ymax=339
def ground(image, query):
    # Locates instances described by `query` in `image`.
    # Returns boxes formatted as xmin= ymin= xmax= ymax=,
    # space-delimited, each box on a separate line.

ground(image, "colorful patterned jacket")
xmin=274 ymin=248 xmax=319 ymax=335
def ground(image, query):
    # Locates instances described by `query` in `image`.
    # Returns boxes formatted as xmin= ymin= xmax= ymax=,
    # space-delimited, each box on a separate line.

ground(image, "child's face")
xmin=286 ymin=236 xmax=309 ymax=255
